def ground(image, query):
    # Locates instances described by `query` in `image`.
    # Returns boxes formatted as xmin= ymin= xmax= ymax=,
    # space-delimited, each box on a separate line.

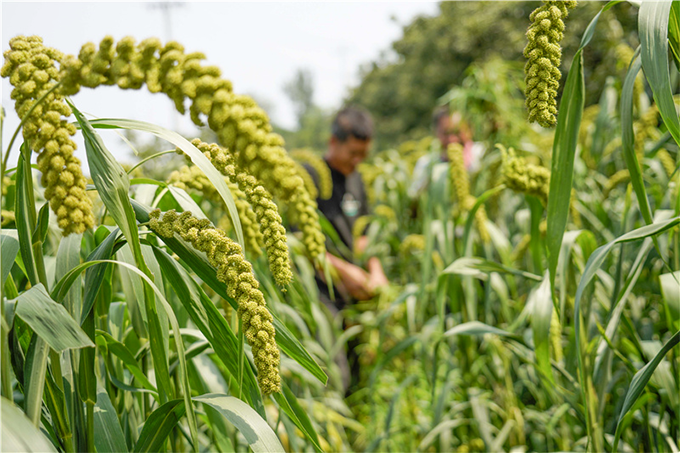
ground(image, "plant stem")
xmin=86 ymin=401 xmax=95 ymax=452
xmin=25 ymin=335 xmax=50 ymax=426
xmin=126 ymin=149 xmax=177 ymax=175
xmin=1 ymin=315 xmax=13 ymax=402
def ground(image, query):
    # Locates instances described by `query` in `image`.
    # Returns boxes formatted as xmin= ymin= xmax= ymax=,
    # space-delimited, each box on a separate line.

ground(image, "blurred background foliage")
xmin=346 ymin=1 xmax=639 ymax=148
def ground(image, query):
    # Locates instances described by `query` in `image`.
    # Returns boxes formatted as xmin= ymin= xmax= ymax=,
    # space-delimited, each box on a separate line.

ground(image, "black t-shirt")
xmin=303 ymin=159 xmax=370 ymax=310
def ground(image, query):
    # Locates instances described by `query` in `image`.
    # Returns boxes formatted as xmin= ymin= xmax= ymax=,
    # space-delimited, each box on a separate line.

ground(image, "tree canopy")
xmin=347 ymin=1 xmax=639 ymax=148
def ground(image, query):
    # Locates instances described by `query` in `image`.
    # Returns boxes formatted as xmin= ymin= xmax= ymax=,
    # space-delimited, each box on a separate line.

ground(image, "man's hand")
xmin=339 ymin=263 xmax=373 ymax=301
xmin=367 ymin=256 xmax=388 ymax=292
xmin=326 ymin=253 xmax=374 ymax=300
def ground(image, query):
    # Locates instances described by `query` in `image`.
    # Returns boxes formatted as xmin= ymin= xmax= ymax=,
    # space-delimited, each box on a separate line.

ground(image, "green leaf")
xmin=55 ymin=233 xmax=83 ymax=319
xmin=95 ymin=330 xmax=158 ymax=395
xmin=1 ymin=397 xmax=57 ymax=452
xmin=574 ymin=217 xmax=680 ymax=333
xmin=93 ymin=387 xmax=128 ymax=453
xmin=546 ymin=49 xmax=584 ymax=293
xmin=82 ymin=228 xmax=120 ymax=324
xmin=150 ymin=246 xmax=265 ymax=416
xmin=15 ymin=284 xmax=94 ymax=352
xmin=15 ymin=149 xmax=38 ymax=286
xmin=613 ymin=330 xmax=680 ymax=452
xmin=103 ymin=258 xmax=199 ymax=451
xmin=71 ymin=105 xmax=142 ymax=266
xmin=133 ymin=399 xmax=186 ymax=453
xmin=194 ymin=394 xmax=285 ymax=453
xmin=443 ymin=321 xmax=520 ymax=340
xmin=38 ymin=256 xmax=197 ymax=449
xmin=594 ymin=237 xmax=654 ymax=380
xmin=22 ymin=334 xmax=50 ymax=426
xmin=1 ymin=234 xmax=19 ymax=289
xmin=89 ymin=117 xmax=244 ymax=250
xmin=546 ymin=0 xmax=622 ymax=292
xmin=272 ymin=314 xmax=327 ymax=386
xmin=660 ymin=271 xmax=680 ymax=325
xmin=621 ymin=50 xmax=654 ymax=224
xmin=50 ymin=228 xmax=121 ymax=324
xmin=574 ymin=216 xmax=680 ymax=445
xmin=442 ymin=257 xmax=542 ymax=282
xmin=31 ymin=203 xmax=49 ymax=246
xmin=668 ymin=2 xmax=680 ymax=70
xmin=272 ymin=383 xmax=323 ymax=453
xmin=640 ymin=1 xmax=680 ymax=147
xmin=530 ymin=274 xmax=554 ymax=384
xmin=78 ymin=310 xmax=97 ymax=408
xmin=115 ymin=243 xmax=148 ymax=339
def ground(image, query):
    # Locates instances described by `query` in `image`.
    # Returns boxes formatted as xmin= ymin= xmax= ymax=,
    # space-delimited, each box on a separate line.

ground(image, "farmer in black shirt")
xmin=304 ymin=106 xmax=387 ymax=312
xmin=303 ymin=106 xmax=388 ymax=394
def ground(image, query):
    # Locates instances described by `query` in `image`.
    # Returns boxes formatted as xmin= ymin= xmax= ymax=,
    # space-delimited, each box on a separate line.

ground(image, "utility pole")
xmin=148 ymin=2 xmax=184 ymax=42
xmin=148 ymin=2 xmax=185 ymax=131
xmin=338 ymin=45 xmax=349 ymax=93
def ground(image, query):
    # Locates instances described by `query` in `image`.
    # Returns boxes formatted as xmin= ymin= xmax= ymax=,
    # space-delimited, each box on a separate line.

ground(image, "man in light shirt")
xmin=409 ymin=106 xmax=484 ymax=200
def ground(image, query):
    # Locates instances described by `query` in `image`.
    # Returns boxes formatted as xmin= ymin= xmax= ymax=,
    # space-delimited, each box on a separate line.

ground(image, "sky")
xmin=1 ymin=1 xmax=439 ymax=164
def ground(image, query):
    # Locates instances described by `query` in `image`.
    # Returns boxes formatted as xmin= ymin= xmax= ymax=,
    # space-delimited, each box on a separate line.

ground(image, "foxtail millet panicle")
xmin=1 ymin=35 xmax=95 ymax=235
xmin=149 ymin=209 xmax=281 ymax=395
xmin=524 ymin=1 xmax=577 ymax=127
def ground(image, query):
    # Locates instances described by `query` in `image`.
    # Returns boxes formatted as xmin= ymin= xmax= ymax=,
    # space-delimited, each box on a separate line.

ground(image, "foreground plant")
xmin=1 ymin=36 xmax=95 ymax=234
xmin=149 ymin=209 xmax=281 ymax=394
xmin=1 ymin=2 xmax=679 ymax=451
xmin=3 ymin=34 xmax=325 ymax=261
xmin=0 ymin=34 xmax=331 ymax=453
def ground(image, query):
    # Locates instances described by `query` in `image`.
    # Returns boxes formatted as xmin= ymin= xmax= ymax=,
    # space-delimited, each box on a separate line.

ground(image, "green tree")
xmin=277 ymin=68 xmax=332 ymax=152
xmin=283 ymin=68 xmax=315 ymax=129
xmin=347 ymin=1 xmax=638 ymax=148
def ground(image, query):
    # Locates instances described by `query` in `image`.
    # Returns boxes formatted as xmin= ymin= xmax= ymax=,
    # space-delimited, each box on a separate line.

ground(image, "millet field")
xmin=0 ymin=1 xmax=679 ymax=452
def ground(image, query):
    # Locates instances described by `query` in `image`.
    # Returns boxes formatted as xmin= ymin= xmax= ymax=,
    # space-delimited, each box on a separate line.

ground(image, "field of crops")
xmin=1 ymin=1 xmax=679 ymax=452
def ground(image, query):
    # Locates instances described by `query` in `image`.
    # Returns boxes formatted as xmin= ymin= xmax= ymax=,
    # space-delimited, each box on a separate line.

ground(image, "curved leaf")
xmin=194 ymin=394 xmax=285 ymax=453
xmin=89 ymin=118 xmax=244 ymax=249
xmin=574 ymin=216 xmax=680 ymax=445
xmin=444 ymin=321 xmax=520 ymax=340
xmin=93 ymin=387 xmax=128 ymax=453
xmin=613 ymin=330 xmax=680 ymax=452
xmin=443 ymin=257 xmax=542 ymax=282
xmin=15 ymin=284 xmax=93 ymax=352
xmin=546 ymin=0 xmax=622 ymax=291
xmin=0 ymin=234 xmax=19 ymax=289
xmin=621 ymin=50 xmax=654 ymax=224
xmin=133 ymin=399 xmax=186 ymax=453
xmin=1 ymin=397 xmax=57 ymax=452
xmin=640 ymin=1 xmax=680 ymax=147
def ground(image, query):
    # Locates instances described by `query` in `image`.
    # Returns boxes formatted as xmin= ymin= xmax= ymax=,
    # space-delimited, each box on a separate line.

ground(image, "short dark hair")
xmin=432 ymin=105 xmax=450 ymax=131
xmin=331 ymin=106 xmax=373 ymax=142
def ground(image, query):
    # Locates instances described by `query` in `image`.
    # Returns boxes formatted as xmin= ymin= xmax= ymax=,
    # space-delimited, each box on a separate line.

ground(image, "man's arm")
xmin=354 ymin=235 xmax=388 ymax=292
xmin=325 ymin=252 xmax=374 ymax=301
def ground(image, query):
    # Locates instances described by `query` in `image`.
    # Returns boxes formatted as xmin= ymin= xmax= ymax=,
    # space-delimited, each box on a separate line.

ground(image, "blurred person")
xmin=408 ymin=105 xmax=484 ymax=200
xmin=305 ymin=106 xmax=388 ymax=310
xmin=302 ymin=106 xmax=388 ymax=393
